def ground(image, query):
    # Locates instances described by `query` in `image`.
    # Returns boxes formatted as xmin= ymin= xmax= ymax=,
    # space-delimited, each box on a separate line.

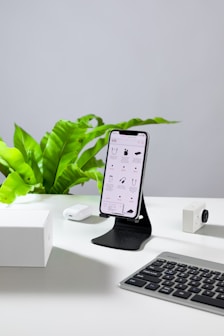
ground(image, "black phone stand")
xmin=92 ymin=197 xmax=152 ymax=251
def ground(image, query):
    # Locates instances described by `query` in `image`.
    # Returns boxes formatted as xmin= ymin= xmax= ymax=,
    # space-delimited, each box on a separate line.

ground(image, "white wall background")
xmin=0 ymin=0 xmax=224 ymax=197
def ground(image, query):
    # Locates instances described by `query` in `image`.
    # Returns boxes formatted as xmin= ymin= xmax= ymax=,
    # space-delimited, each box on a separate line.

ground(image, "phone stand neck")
xmin=92 ymin=197 xmax=152 ymax=250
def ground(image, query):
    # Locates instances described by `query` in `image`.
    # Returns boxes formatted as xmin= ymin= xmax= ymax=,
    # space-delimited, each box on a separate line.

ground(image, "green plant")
xmin=0 ymin=114 xmax=175 ymax=204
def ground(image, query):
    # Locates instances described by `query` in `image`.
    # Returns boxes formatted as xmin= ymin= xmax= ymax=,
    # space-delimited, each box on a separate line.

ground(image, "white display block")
xmin=0 ymin=209 xmax=52 ymax=267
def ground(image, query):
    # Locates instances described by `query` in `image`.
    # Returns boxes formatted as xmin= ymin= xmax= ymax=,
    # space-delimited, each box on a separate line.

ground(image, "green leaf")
xmin=0 ymin=140 xmax=36 ymax=184
xmin=114 ymin=116 xmax=177 ymax=128
xmin=77 ymin=131 xmax=110 ymax=169
xmin=13 ymin=124 xmax=43 ymax=183
xmin=41 ymin=120 xmax=87 ymax=192
xmin=82 ymin=157 xmax=104 ymax=172
xmin=0 ymin=172 xmax=35 ymax=204
xmin=40 ymin=131 xmax=50 ymax=152
xmin=0 ymin=157 xmax=11 ymax=177
xmin=49 ymin=164 xmax=103 ymax=194
xmin=76 ymin=114 xmax=104 ymax=128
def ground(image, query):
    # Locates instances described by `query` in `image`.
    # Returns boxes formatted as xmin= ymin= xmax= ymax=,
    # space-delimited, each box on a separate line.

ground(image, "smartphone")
xmin=99 ymin=129 xmax=149 ymax=219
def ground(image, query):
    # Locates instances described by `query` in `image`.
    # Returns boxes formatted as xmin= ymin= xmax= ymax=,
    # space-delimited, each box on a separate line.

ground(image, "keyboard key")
xmin=173 ymin=290 xmax=191 ymax=299
xmin=175 ymin=284 xmax=188 ymax=290
xmin=135 ymin=273 xmax=162 ymax=283
xmin=162 ymin=280 xmax=174 ymax=287
xmin=188 ymin=280 xmax=200 ymax=287
xmin=164 ymin=269 xmax=176 ymax=276
xmin=176 ymin=266 xmax=187 ymax=272
xmin=175 ymin=277 xmax=187 ymax=284
xmin=145 ymin=282 xmax=160 ymax=291
xmin=217 ymin=281 xmax=224 ymax=287
xmin=159 ymin=286 xmax=174 ymax=295
xmin=189 ymin=265 xmax=198 ymax=270
xmin=177 ymin=263 xmax=187 ymax=267
xmin=188 ymin=287 xmax=201 ymax=294
xmin=211 ymin=271 xmax=221 ymax=276
xmin=163 ymin=274 xmax=175 ymax=280
xmin=177 ymin=272 xmax=189 ymax=278
xmin=202 ymin=290 xmax=215 ymax=297
xmin=191 ymin=294 xmax=224 ymax=309
xmin=167 ymin=261 xmax=177 ymax=266
xmin=201 ymin=284 xmax=214 ymax=290
xmin=214 ymin=275 xmax=224 ymax=281
xmin=142 ymin=269 xmax=162 ymax=277
xmin=203 ymin=278 xmax=215 ymax=285
xmin=163 ymin=264 xmax=175 ymax=270
xmin=217 ymin=294 xmax=224 ymax=300
xmin=125 ymin=278 xmax=146 ymax=287
xmin=201 ymin=272 xmax=212 ymax=278
xmin=147 ymin=265 xmax=164 ymax=273
xmin=187 ymin=269 xmax=199 ymax=275
xmin=190 ymin=275 xmax=202 ymax=281
xmin=153 ymin=259 xmax=166 ymax=265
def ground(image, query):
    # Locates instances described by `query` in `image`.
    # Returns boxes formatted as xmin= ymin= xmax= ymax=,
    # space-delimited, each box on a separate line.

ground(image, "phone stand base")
xmin=92 ymin=198 xmax=152 ymax=251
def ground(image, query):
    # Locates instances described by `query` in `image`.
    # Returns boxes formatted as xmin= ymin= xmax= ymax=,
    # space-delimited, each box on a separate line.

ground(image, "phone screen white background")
xmin=100 ymin=130 xmax=148 ymax=218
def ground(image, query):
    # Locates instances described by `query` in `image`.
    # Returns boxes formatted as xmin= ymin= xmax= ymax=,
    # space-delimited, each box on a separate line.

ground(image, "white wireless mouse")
xmin=63 ymin=204 xmax=92 ymax=221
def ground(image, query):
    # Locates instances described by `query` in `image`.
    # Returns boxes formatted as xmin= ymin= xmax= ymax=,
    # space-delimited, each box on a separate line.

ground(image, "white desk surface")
xmin=1 ymin=194 xmax=224 ymax=335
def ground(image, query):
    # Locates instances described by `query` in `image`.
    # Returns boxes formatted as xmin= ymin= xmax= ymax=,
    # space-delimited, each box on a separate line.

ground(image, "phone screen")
xmin=99 ymin=130 xmax=148 ymax=219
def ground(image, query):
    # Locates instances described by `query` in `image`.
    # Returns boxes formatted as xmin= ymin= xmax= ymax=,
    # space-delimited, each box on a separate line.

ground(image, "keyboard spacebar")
xmin=191 ymin=295 xmax=224 ymax=309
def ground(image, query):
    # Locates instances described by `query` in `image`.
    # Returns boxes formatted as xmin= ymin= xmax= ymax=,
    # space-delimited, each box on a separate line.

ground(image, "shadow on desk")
xmin=197 ymin=224 xmax=224 ymax=239
xmin=0 ymin=247 xmax=113 ymax=296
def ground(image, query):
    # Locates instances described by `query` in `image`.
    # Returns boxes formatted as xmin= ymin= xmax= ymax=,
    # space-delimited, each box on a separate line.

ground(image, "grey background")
xmin=0 ymin=0 xmax=223 ymax=197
